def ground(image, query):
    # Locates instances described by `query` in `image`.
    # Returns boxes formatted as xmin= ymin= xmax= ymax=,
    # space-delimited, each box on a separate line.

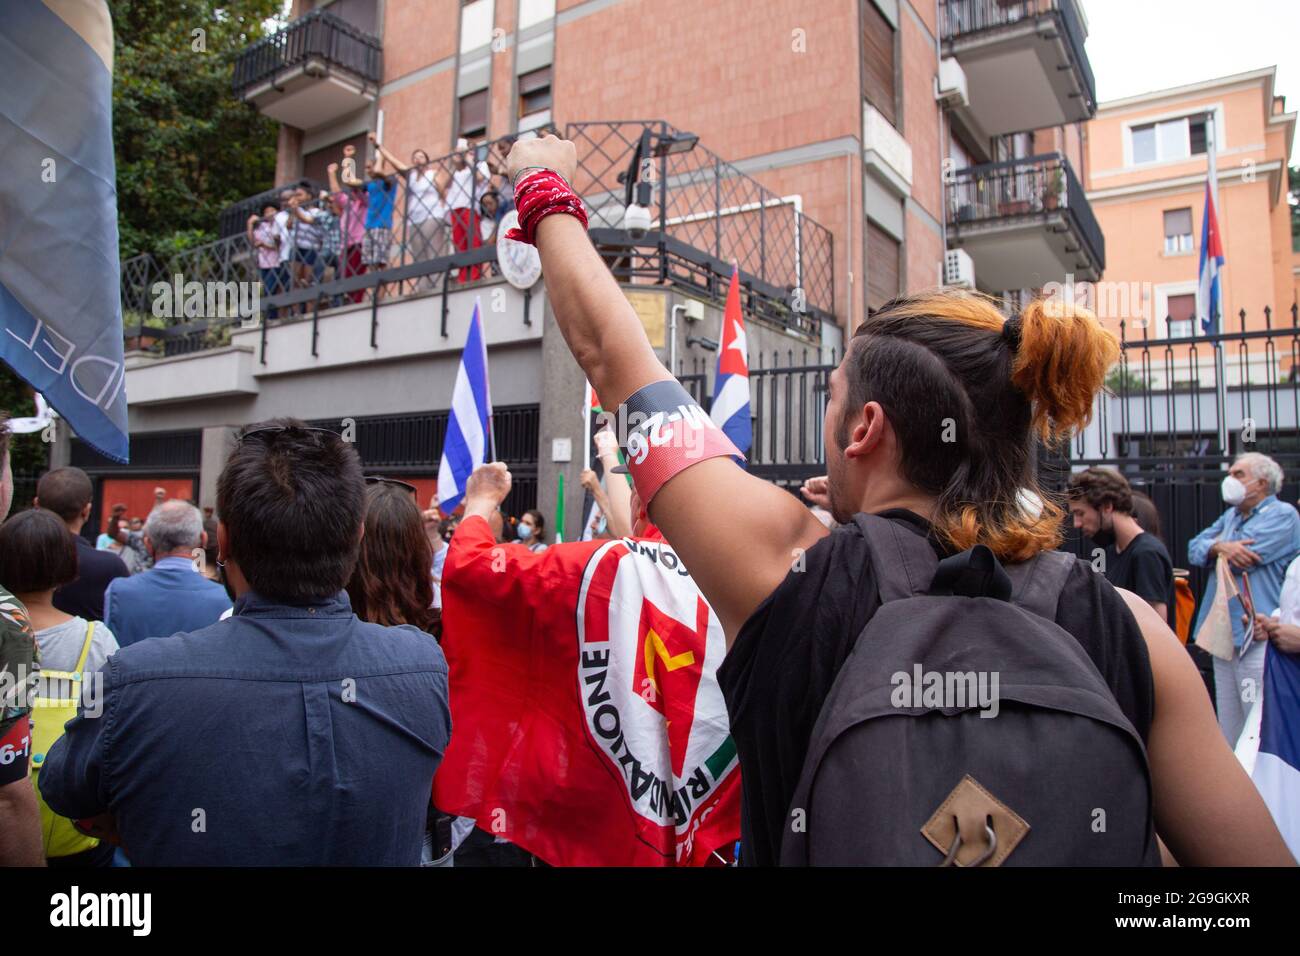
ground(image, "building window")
xmin=1129 ymin=114 xmax=1210 ymax=166
xmin=866 ymin=220 xmax=901 ymax=312
xmin=518 ymin=0 xmax=555 ymax=30
xmin=517 ymin=66 xmax=552 ymax=131
xmin=1163 ymin=207 xmax=1193 ymax=254
xmin=459 ymin=89 xmax=488 ymax=141
xmin=862 ymin=1 xmax=896 ymax=128
xmin=1166 ymin=292 xmax=1196 ymax=338
xmin=460 ymin=0 xmax=495 ymax=54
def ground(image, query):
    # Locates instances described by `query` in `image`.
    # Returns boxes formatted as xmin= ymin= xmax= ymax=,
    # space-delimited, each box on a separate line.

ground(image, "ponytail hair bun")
xmin=1010 ymin=297 xmax=1118 ymax=444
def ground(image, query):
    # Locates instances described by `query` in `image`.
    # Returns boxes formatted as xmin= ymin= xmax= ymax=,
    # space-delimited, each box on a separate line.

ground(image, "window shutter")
xmin=867 ymin=220 xmax=901 ymax=312
xmin=862 ymin=2 xmax=896 ymax=126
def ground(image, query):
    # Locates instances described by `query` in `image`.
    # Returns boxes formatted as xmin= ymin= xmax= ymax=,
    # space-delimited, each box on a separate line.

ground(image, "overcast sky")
xmin=1082 ymin=0 xmax=1298 ymax=153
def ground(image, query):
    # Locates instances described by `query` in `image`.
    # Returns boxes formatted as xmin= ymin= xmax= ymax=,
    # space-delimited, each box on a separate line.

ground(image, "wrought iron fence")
xmin=566 ymin=121 xmax=835 ymax=335
xmin=946 ymin=152 xmax=1104 ymax=273
xmin=232 ymin=8 xmax=382 ymax=96
xmin=676 ymin=348 xmax=837 ymax=489
xmin=939 ymin=0 xmax=1095 ymax=113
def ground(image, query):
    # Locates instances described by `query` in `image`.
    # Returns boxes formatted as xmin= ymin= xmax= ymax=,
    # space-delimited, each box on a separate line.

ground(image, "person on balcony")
xmin=446 ymin=138 xmax=491 ymax=283
xmin=354 ymin=133 xmax=398 ymax=298
xmin=328 ymin=145 xmax=369 ymax=305
xmin=286 ymin=184 xmax=326 ymax=309
xmin=313 ymin=189 xmax=343 ymax=306
xmin=246 ymin=201 xmax=285 ymax=321
xmin=1188 ymin=452 xmax=1300 ymax=746
xmin=372 ymin=140 xmax=450 ymax=294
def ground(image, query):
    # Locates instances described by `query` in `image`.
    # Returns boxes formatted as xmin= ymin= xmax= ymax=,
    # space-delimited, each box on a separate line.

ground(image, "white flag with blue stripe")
xmin=710 ymin=267 xmax=751 ymax=457
xmin=438 ymin=301 xmax=493 ymax=512
xmin=1252 ymin=646 xmax=1300 ymax=860
xmin=1197 ymin=182 xmax=1225 ymax=334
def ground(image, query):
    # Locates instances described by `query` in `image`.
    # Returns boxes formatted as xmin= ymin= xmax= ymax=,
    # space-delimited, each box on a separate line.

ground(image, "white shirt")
xmin=407 ymin=168 xmax=448 ymax=224
xmin=273 ymin=209 xmax=295 ymax=261
xmin=446 ymin=161 xmax=490 ymax=211
xmin=431 ymin=545 xmax=447 ymax=610
xmin=1274 ymin=553 xmax=1300 ymax=623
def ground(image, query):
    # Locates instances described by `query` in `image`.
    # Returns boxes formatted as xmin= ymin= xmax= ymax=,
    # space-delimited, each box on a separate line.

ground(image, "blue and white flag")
xmin=1197 ymin=181 xmax=1225 ymax=335
xmin=0 ymin=1 xmax=128 ymax=462
xmin=710 ymin=267 xmax=751 ymax=457
xmin=438 ymin=301 xmax=494 ymax=512
xmin=1252 ymin=646 xmax=1300 ymax=860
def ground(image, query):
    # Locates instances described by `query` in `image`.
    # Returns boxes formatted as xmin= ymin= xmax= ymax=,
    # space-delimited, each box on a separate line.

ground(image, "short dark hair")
xmin=36 ymin=467 xmax=93 ymax=521
xmin=1067 ymin=467 xmax=1134 ymax=515
xmin=0 ymin=508 xmax=78 ymax=593
xmin=217 ymin=419 xmax=364 ymax=602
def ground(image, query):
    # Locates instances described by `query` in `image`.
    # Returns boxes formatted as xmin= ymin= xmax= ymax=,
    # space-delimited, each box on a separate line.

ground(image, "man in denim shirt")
xmin=39 ymin=420 xmax=451 ymax=865
xmin=1189 ymin=452 xmax=1300 ymax=745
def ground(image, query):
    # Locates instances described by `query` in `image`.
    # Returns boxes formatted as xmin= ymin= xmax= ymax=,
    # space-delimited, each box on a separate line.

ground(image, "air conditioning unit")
xmin=944 ymin=248 xmax=976 ymax=288
xmin=936 ymin=57 xmax=969 ymax=109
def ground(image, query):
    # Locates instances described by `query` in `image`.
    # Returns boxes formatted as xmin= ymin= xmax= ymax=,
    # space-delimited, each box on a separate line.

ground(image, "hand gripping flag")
xmin=710 ymin=267 xmax=752 ymax=456
xmin=437 ymin=302 xmax=493 ymax=512
xmin=434 ymin=517 xmax=742 ymax=866
xmin=1252 ymin=646 xmax=1300 ymax=860
xmin=0 ymin=1 xmax=128 ymax=462
xmin=1197 ymin=182 xmax=1225 ymax=335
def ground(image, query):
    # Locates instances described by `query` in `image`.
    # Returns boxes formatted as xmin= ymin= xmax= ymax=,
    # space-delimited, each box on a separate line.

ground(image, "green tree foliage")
xmin=111 ymin=0 xmax=285 ymax=260
xmin=0 ymin=367 xmax=48 ymax=478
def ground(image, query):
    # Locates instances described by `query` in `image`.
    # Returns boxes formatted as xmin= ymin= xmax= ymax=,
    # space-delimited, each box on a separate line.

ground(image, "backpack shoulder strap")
xmin=73 ymin=619 xmax=95 ymax=674
xmin=852 ymin=514 xmax=939 ymax=603
xmin=1004 ymin=549 xmax=1076 ymax=621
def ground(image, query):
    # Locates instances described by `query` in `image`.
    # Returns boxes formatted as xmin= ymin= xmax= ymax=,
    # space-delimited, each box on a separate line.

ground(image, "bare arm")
xmin=0 ymin=778 xmax=44 ymax=866
xmin=1118 ymin=589 xmax=1295 ymax=865
xmin=375 ymin=141 xmax=410 ymax=174
xmin=327 ymin=162 xmax=343 ymax=195
xmin=515 ymin=135 xmax=826 ymax=639
xmin=595 ymin=430 xmax=633 ymax=539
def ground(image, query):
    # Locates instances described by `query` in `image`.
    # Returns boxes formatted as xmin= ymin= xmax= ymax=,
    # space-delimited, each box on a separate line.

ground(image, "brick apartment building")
xmin=84 ymin=0 xmax=1104 ymax=540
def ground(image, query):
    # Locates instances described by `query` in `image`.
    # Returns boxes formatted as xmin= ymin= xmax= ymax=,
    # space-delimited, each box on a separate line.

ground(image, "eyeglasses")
xmin=365 ymin=476 xmax=418 ymax=496
xmin=236 ymin=424 xmax=340 ymax=444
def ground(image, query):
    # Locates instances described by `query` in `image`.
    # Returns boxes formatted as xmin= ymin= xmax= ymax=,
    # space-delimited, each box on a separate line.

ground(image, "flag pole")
xmin=1206 ymin=110 xmax=1229 ymax=459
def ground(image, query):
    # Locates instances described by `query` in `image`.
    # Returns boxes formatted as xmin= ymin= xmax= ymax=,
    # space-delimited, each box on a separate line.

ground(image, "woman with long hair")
xmin=346 ymin=482 xmax=438 ymax=638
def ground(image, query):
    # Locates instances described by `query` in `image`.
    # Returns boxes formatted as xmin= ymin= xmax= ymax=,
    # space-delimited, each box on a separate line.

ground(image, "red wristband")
xmin=504 ymin=169 xmax=588 ymax=245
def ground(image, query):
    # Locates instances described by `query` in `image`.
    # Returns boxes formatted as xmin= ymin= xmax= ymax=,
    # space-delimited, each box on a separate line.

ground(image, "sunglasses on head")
xmin=365 ymin=475 xmax=418 ymax=496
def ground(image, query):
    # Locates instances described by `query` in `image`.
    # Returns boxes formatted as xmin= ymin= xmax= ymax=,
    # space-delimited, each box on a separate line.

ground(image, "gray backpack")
xmin=780 ymin=515 xmax=1162 ymax=866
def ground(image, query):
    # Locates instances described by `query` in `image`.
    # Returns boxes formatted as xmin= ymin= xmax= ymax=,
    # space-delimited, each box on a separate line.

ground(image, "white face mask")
xmin=1221 ymin=475 xmax=1248 ymax=506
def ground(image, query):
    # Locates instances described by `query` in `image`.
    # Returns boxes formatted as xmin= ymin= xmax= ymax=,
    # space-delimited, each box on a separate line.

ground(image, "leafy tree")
xmin=111 ymin=0 xmax=285 ymax=260
xmin=0 ymin=367 xmax=48 ymax=479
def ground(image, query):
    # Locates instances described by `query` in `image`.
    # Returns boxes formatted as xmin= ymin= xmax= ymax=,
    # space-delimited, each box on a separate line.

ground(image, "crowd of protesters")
xmin=245 ymin=132 xmax=519 ymax=314
xmin=1 ymin=133 xmax=1297 ymax=868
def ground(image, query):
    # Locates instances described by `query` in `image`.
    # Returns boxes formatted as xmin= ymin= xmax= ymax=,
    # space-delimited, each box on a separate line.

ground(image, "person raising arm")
xmin=506 ymin=135 xmax=826 ymax=640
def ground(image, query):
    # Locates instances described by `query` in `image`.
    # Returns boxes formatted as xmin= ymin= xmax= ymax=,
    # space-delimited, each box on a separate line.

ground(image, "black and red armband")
xmin=620 ymin=380 xmax=744 ymax=505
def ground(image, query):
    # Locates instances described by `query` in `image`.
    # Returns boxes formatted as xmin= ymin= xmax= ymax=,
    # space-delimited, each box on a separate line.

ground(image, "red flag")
xmin=434 ymin=517 xmax=741 ymax=866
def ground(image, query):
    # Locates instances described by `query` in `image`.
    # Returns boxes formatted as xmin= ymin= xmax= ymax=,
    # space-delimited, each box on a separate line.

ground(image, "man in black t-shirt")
xmin=34 ymin=467 xmax=128 ymax=622
xmin=1068 ymin=469 xmax=1175 ymax=625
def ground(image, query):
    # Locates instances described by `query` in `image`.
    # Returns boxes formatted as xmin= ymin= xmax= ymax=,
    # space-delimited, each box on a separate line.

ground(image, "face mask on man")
xmin=517 ymin=523 xmax=534 ymax=541
xmin=1221 ymin=475 xmax=1249 ymax=506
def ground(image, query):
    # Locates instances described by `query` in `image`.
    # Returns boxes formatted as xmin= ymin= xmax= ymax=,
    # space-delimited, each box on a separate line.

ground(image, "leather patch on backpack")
xmin=921 ymin=774 xmax=1030 ymax=867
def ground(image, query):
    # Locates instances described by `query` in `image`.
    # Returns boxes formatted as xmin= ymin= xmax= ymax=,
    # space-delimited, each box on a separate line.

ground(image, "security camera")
xmin=624 ymin=202 xmax=652 ymax=238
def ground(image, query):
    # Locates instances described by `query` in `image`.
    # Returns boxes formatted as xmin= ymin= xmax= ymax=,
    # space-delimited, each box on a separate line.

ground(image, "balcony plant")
xmin=123 ymin=310 xmax=167 ymax=353
xmin=1043 ymin=167 xmax=1065 ymax=210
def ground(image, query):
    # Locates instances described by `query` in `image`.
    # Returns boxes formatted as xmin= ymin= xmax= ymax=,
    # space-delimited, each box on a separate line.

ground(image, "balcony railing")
xmin=566 ymin=121 xmax=835 ymax=335
xmin=118 ymin=121 xmax=838 ymax=359
xmin=232 ymin=8 xmax=382 ymax=97
xmin=945 ymin=152 xmax=1104 ymax=272
xmin=940 ymin=0 xmax=1096 ymax=119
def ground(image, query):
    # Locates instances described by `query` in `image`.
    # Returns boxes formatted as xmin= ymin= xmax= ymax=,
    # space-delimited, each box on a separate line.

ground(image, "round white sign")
xmin=495 ymin=210 xmax=543 ymax=290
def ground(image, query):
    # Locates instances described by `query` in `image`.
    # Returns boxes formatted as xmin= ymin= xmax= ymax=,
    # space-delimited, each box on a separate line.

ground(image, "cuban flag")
xmin=1253 ymin=647 xmax=1300 ymax=860
xmin=1197 ymin=182 xmax=1225 ymax=334
xmin=438 ymin=302 xmax=494 ymax=512
xmin=709 ymin=268 xmax=752 ymax=457
xmin=0 ymin=1 xmax=129 ymax=462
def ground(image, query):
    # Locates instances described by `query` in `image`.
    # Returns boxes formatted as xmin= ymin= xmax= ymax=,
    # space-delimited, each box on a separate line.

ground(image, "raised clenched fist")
xmin=465 ymin=461 xmax=512 ymax=506
xmin=506 ymin=133 xmax=577 ymax=186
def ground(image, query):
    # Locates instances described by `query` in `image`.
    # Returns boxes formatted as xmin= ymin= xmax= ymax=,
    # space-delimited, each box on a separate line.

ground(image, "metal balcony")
xmin=945 ymin=152 xmax=1105 ymax=288
xmin=232 ymin=9 xmax=381 ymax=131
xmin=940 ymin=0 xmax=1096 ymax=136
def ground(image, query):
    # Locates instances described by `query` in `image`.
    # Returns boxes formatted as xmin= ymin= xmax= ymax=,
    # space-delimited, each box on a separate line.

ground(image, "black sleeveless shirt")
xmin=715 ymin=510 xmax=1156 ymax=867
